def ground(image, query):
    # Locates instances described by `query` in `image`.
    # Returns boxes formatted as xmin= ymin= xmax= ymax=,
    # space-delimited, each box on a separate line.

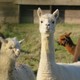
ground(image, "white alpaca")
xmin=37 ymin=8 xmax=80 ymax=80
xmin=0 ymin=37 xmax=35 ymax=80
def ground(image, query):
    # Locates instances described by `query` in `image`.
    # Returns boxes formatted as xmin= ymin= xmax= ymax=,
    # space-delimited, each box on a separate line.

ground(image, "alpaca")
xmin=0 ymin=37 xmax=35 ymax=80
xmin=57 ymin=32 xmax=75 ymax=55
xmin=0 ymin=32 xmax=5 ymax=48
xmin=0 ymin=32 xmax=5 ymax=39
xmin=73 ymin=38 xmax=80 ymax=62
xmin=57 ymin=32 xmax=80 ymax=62
xmin=37 ymin=8 xmax=80 ymax=80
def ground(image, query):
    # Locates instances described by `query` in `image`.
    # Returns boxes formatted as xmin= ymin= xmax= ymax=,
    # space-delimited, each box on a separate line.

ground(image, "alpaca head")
xmin=0 ymin=37 xmax=21 ymax=58
xmin=37 ymin=8 xmax=59 ymax=35
xmin=57 ymin=32 xmax=72 ymax=46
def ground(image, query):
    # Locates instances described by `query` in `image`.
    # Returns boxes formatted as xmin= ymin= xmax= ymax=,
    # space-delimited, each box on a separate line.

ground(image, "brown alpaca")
xmin=0 ymin=32 xmax=5 ymax=39
xmin=74 ymin=38 xmax=80 ymax=62
xmin=57 ymin=32 xmax=80 ymax=62
xmin=0 ymin=32 xmax=5 ymax=48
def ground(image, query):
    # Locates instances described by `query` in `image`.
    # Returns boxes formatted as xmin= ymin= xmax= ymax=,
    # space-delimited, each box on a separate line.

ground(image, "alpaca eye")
xmin=52 ymin=21 xmax=54 ymax=24
xmin=9 ymin=46 xmax=13 ymax=49
xmin=61 ymin=39 xmax=65 ymax=40
xmin=41 ymin=21 xmax=43 ymax=23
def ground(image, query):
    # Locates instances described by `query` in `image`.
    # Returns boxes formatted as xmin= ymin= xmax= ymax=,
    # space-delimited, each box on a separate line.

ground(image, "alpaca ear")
xmin=68 ymin=32 xmax=72 ymax=36
xmin=19 ymin=39 xmax=24 ymax=44
xmin=12 ymin=37 xmax=17 ymax=40
xmin=12 ymin=37 xmax=24 ymax=44
xmin=0 ymin=37 xmax=7 ymax=43
xmin=52 ymin=9 xmax=59 ymax=19
xmin=65 ymin=32 xmax=72 ymax=37
xmin=37 ymin=7 xmax=43 ymax=17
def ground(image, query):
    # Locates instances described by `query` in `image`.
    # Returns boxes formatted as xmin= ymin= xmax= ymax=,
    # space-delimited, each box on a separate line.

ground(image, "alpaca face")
xmin=0 ymin=37 xmax=21 ymax=58
xmin=37 ymin=8 xmax=59 ymax=34
xmin=57 ymin=32 xmax=72 ymax=46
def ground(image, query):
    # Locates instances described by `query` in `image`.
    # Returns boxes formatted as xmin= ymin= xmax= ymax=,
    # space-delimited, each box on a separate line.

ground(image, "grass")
xmin=1 ymin=23 xmax=80 ymax=74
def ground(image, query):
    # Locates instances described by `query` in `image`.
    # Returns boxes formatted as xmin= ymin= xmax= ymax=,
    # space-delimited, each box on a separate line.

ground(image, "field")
xmin=1 ymin=23 xmax=80 ymax=74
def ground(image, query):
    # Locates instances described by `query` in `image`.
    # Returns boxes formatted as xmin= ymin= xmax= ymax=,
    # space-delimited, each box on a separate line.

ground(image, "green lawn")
xmin=1 ymin=23 xmax=80 ymax=74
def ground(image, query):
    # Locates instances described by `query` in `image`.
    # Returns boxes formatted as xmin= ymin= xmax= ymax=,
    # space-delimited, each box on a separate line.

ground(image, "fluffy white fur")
xmin=37 ymin=8 xmax=80 ymax=80
xmin=0 ymin=37 xmax=35 ymax=80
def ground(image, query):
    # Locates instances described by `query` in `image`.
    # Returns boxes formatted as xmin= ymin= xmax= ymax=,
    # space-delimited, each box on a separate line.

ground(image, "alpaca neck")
xmin=68 ymin=38 xmax=75 ymax=47
xmin=41 ymin=33 xmax=55 ymax=63
xmin=0 ymin=54 xmax=15 ymax=80
xmin=65 ymin=44 xmax=76 ymax=55
xmin=64 ymin=37 xmax=76 ymax=55
xmin=37 ymin=33 xmax=56 ymax=80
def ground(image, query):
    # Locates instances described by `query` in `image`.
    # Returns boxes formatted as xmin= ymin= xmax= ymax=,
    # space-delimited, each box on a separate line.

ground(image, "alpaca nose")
xmin=46 ymin=24 xmax=50 ymax=27
xmin=16 ymin=49 xmax=20 ymax=52
xmin=15 ymin=49 xmax=20 ymax=56
xmin=46 ymin=24 xmax=50 ymax=30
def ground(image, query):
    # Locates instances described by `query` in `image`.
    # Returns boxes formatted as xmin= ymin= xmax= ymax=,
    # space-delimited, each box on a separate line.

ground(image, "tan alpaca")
xmin=37 ymin=8 xmax=80 ymax=80
xmin=0 ymin=37 xmax=35 ymax=80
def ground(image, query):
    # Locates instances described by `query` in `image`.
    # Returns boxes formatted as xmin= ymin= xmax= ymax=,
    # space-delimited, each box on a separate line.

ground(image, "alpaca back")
xmin=57 ymin=62 xmax=80 ymax=80
xmin=13 ymin=64 xmax=35 ymax=80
